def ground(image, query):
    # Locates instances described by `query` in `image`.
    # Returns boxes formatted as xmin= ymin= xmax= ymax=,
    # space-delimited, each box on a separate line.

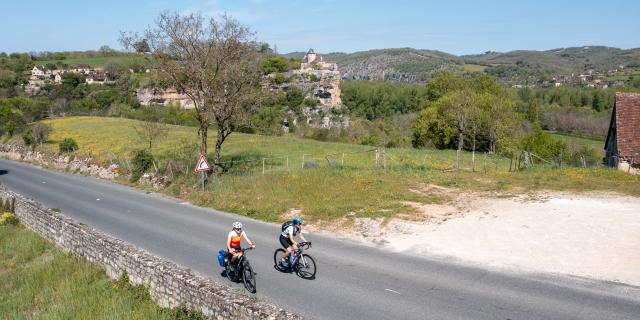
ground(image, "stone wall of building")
xmin=0 ymin=187 xmax=302 ymax=320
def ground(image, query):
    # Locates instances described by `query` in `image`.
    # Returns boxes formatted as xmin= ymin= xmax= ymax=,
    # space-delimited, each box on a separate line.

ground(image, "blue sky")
xmin=1 ymin=0 xmax=639 ymax=55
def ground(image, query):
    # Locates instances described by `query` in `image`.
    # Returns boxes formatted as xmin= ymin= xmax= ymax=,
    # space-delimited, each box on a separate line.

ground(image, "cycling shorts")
xmin=279 ymin=234 xmax=293 ymax=248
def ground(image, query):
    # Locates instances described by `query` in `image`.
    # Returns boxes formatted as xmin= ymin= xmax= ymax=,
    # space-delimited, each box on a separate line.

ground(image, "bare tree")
xmin=32 ymin=123 xmax=52 ymax=146
xmin=121 ymin=12 xmax=262 ymax=174
xmin=133 ymin=121 xmax=169 ymax=152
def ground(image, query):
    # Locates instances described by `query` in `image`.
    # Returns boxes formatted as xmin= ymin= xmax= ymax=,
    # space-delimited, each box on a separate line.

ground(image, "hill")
xmin=284 ymin=46 xmax=640 ymax=84
xmin=35 ymin=54 xmax=151 ymax=69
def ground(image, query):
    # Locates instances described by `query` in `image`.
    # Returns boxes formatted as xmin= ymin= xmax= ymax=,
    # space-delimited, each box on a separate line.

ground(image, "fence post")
xmin=262 ymin=158 xmax=265 ymax=175
xmin=383 ymin=149 xmax=386 ymax=169
xmin=302 ymin=154 xmax=305 ymax=169
xmin=483 ymin=153 xmax=487 ymax=174
xmin=375 ymin=148 xmax=380 ymax=169
xmin=286 ymin=156 xmax=289 ymax=169
xmin=341 ymin=153 xmax=344 ymax=166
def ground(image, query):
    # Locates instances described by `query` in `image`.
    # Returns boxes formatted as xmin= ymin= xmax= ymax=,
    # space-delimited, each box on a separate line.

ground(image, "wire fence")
xmin=85 ymin=145 xmax=604 ymax=181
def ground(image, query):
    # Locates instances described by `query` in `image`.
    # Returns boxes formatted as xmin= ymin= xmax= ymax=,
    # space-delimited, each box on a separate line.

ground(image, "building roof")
xmin=307 ymin=48 xmax=315 ymax=54
xmin=614 ymin=92 xmax=640 ymax=163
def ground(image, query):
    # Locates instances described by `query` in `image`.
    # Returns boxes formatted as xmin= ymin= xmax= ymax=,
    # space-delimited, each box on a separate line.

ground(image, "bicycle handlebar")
xmin=298 ymin=242 xmax=312 ymax=249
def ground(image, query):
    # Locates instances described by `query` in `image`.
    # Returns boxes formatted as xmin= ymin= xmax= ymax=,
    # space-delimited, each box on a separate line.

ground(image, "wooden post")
xmin=375 ymin=148 xmax=380 ymax=169
xmin=483 ymin=153 xmax=487 ymax=174
xmin=341 ymin=153 xmax=344 ymax=166
xmin=302 ymin=154 xmax=305 ymax=169
xmin=383 ymin=149 xmax=386 ymax=169
xmin=262 ymin=158 xmax=265 ymax=175
xmin=286 ymin=156 xmax=289 ymax=169
xmin=472 ymin=150 xmax=476 ymax=172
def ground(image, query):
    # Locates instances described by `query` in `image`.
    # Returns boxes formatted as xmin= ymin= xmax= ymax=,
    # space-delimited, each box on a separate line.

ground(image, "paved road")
xmin=1 ymin=158 xmax=639 ymax=320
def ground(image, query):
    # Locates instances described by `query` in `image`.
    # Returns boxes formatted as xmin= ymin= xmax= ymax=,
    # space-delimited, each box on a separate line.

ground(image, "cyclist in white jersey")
xmin=279 ymin=217 xmax=307 ymax=267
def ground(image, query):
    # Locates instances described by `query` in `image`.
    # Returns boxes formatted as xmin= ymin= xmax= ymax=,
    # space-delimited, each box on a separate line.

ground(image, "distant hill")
xmin=283 ymin=46 xmax=640 ymax=84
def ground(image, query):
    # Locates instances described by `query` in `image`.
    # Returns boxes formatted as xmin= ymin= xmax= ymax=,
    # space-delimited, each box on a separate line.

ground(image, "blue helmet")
xmin=293 ymin=217 xmax=302 ymax=224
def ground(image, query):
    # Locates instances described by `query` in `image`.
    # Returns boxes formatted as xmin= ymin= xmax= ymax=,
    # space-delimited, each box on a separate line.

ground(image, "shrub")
xmin=521 ymin=130 xmax=568 ymax=162
xmin=273 ymin=73 xmax=285 ymax=84
xmin=22 ymin=129 xmax=33 ymax=146
xmin=59 ymin=138 xmax=79 ymax=153
xmin=303 ymin=160 xmax=319 ymax=169
xmin=0 ymin=212 xmax=18 ymax=226
xmin=130 ymin=149 xmax=154 ymax=182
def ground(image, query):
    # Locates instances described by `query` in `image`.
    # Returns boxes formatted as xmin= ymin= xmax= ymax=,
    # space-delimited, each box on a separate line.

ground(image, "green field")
xmin=548 ymin=132 xmax=605 ymax=156
xmin=35 ymin=55 xmax=151 ymax=68
xmin=34 ymin=117 xmax=640 ymax=223
xmin=462 ymin=64 xmax=487 ymax=72
xmin=0 ymin=222 xmax=204 ymax=320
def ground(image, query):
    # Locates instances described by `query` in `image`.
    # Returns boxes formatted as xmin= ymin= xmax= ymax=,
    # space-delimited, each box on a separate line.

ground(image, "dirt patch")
xmin=379 ymin=190 xmax=640 ymax=286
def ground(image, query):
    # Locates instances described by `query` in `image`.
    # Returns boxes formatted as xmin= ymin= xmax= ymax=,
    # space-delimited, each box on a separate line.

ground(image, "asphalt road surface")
xmin=1 ymin=158 xmax=639 ymax=320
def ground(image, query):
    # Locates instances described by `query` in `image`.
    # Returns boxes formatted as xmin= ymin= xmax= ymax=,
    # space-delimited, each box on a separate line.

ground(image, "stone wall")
xmin=0 ymin=187 xmax=302 ymax=320
xmin=0 ymin=144 xmax=119 ymax=180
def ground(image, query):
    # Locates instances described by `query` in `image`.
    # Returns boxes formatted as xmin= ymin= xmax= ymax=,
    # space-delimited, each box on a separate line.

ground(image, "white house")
xmin=31 ymin=66 xmax=47 ymax=77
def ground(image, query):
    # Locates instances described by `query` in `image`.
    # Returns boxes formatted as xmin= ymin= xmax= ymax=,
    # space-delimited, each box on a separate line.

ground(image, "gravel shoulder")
xmin=325 ymin=187 xmax=640 ymax=286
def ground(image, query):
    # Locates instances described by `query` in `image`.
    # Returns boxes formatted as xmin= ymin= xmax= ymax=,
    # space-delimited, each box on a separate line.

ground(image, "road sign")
xmin=195 ymin=154 xmax=210 ymax=172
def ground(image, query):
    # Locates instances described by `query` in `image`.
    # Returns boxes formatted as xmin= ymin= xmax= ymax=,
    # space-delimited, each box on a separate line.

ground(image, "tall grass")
xmin=0 ymin=223 xmax=204 ymax=320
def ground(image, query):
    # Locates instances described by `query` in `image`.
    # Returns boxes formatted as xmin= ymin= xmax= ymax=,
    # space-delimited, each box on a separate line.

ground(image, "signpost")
xmin=195 ymin=154 xmax=211 ymax=192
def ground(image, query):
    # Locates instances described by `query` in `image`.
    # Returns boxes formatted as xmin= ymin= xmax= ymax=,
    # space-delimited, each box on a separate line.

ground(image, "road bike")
xmin=225 ymin=247 xmax=256 ymax=293
xmin=273 ymin=242 xmax=316 ymax=279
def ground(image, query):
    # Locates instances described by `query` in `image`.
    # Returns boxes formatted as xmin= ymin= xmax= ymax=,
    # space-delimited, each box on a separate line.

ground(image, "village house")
xmin=136 ymin=88 xmax=195 ymax=109
xmin=85 ymin=72 xmax=106 ymax=85
xmin=31 ymin=65 xmax=48 ymax=77
xmin=605 ymin=92 xmax=640 ymax=174
xmin=74 ymin=64 xmax=93 ymax=74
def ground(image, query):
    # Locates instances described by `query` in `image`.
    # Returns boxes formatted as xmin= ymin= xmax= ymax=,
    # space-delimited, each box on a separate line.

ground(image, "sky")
xmin=1 ymin=0 xmax=639 ymax=55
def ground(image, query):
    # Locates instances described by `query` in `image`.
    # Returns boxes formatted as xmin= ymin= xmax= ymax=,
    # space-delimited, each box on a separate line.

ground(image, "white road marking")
xmin=42 ymin=181 xmax=46 ymax=184
xmin=96 ymin=198 xmax=100 ymax=201
xmin=385 ymin=288 xmax=401 ymax=295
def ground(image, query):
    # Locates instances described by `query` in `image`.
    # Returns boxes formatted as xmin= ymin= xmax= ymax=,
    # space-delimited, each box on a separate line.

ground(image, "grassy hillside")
xmin=35 ymin=55 xmax=151 ymax=68
xmin=35 ymin=117 xmax=640 ymax=223
xmin=0 ymin=222 xmax=203 ymax=319
xmin=548 ymin=132 xmax=605 ymax=153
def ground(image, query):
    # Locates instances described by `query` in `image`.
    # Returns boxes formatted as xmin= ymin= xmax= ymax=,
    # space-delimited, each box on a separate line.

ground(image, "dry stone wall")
xmin=0 ymin=144 xmax=119 ymax=180
xmin=0 ymin=187 xmax=302 ymax=320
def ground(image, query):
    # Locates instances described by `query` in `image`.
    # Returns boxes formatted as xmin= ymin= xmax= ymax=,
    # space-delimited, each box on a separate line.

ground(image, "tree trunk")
xmin=198 ymin=124 xmax=208 ymax=155
xmin=456 ymin=128 xmax=464 ymax=171
xmin=472 ymin=124 xmax=476 ymax=172
xmin=213 ymin=126 xmax=227 ymax=175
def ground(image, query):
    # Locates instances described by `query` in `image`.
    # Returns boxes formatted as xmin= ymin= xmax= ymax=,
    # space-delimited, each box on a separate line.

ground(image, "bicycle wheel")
xmin=242 ymin=261 xmax=257 ymax=293
xmin=273 ymin=248 xmax=287 ymax=271
xmin=296 ymin=254 xmax=317 ymax=279
xmin=226 ymin=261 xmax=238 ymax=282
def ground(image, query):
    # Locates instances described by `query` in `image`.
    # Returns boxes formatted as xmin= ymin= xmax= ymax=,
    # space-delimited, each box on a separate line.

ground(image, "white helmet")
xmin=233 ymin=221 xmax=243 ymax=229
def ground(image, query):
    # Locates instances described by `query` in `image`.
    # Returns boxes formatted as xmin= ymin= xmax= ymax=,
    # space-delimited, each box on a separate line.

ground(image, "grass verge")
xmin=0 ymin=223 xmax=204 ymax=320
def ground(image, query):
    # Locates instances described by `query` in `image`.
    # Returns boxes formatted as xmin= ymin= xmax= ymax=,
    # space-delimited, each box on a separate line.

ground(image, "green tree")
xmin=262 ymin=56 xmax=289 ymax=74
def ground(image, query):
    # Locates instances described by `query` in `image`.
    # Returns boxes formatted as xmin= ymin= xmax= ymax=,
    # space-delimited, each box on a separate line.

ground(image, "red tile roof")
xmin=615 ymin=93 xmax=640 ymax=164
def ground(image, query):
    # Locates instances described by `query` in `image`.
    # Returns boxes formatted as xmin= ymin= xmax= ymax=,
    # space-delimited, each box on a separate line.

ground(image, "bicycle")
xmin=273 ymin=242 xmax=316 ymax=279
xmin=224 ymin=247 xmax=256 ymax=293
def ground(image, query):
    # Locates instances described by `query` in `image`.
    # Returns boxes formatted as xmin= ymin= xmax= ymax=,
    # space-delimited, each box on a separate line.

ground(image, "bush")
xmin=22 ymin=129 xmax=33 ymax=146
xmin=521 ymin=130 xmax=568 ymax=162
xmin=0 ymin=212 xmax=18 ymax=226
xmin=59 ymin=138 xmax=79 ymax=153
xmin=303 ymin=160 xmax=319 ymax=169
xmin=130 ymin=149 xmax=154 ymax=182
